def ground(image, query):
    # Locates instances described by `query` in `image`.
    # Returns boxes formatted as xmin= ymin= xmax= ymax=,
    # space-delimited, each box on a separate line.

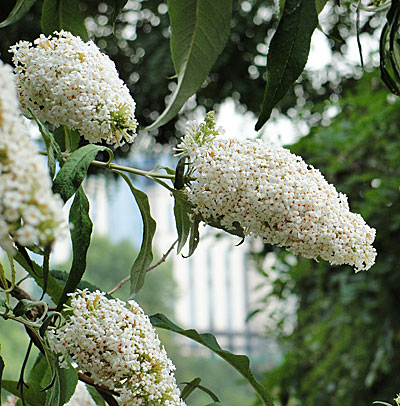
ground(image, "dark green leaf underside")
xmin=255 ymin=0 xmax=318 ymax=130
xmin=41 ymin=0 xmax=88 ymax=41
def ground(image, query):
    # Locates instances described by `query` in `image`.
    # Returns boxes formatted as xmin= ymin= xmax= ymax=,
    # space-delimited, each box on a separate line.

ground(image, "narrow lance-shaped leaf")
xmin=56 ymin=187 xmax=93 ymax=311
xmin=45 ymin=361 xmax=78 ymax=406
xmin=185 ymin=213 xmax=201 ymax=258
xmin=0 ymin=0 xmax=37 ymax=28
xmin=111 ymin=0 xmax=128 ymax=29
xmin=86 ymin=386 xmax=106 ymax=406
xmin=31 ymin=116 xmax=64 ymax=178
xmin=181 ymin=378 xmax=202 ymax=400
xmin=0 ymin=354 xmax=4 ymax=405
xmin=181 ymin=378 xmax=220 ymax=403
xmin=146 ymin=0 xmax=232 ymax=130
xmin=41 ymin=0 xmax=89 ymax=41
xmin=255 ymin=0 xmax=318 ymax=130
xmin=53 ymin=144 xmax=113 ymax=202
xmin=115 ymin=171 xmax=156 ymax=296
xmin=150 ymin=313 xmax=274 ymax=406
xmin=13 ymin=252 xmax=64 ymax=304
xmin=174 ymin=198 xmax=192 ymax=254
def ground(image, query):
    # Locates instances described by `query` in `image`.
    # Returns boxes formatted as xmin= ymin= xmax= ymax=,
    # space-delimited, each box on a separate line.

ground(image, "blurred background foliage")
xmin=252 ymin=71 xmax=400 ymax=406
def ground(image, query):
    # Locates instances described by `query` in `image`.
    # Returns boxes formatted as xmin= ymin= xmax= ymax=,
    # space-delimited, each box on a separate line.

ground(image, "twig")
xmin=107 ymin=239 xmax=178 ymax=295
xmin=146 ymin=239 xmax=178 ymax=272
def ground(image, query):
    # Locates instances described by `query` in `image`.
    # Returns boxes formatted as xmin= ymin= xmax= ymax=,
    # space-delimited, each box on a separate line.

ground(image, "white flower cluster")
xmin=0 ymin=61 xmax=65 ymax=253
xmin=48 ymin=290 xmax=186 ymax=406
xmin=10 ymin=31 xmax=137 ymax=146
xmin=178 ymin=114 xmax=376 ymax=271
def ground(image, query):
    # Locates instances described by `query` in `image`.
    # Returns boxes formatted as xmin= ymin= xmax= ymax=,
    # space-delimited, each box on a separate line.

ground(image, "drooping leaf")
xmin=111 ymin=0 xmax=128 ymax=28
xmin=32 ymin=117 xmax=64 ymax=179
xmin=181 ymin=377 xmax=202 ymax=400
xmin=52 ymin=144 xmax=113 ymax=202
xmin=173 ymin=197 xmax=192 ymax=254
xmin=146 ymin=0 xmax=233 ymax=130
xmin=27 ymin=355 xmax=51 ymax=390
xmin=379 ymin=0 xmax=400 ymax=95
xmin=174 ymin=156 xmax=188 ymax=190
xmin=181 ymin=378 xmax=221 ymax=402
xmin=45 ymin=362 xmax=78 ymax=406
xmin=0 ymin=354 xmax=4 ymax=404
xmin=185 ymin=213 xmax=201 ymax=258
xmin=86 ymin=385 xmax=106 ymax=406
xmin=2 ymin=380 xmax=46 ymax=406
xmin=13 ymin=252 xmax=63 ymax=304
xmin=150 ymin=313 xmax=274 ymax=406
xmin=255 ymin=0 xmax=318 ymax=130
xmin=41 ymin=0 xmax=89 ymax=41
xmin=115 ymin=171 xmax=156 ymax=296
xmin=56 ymin=187 xmax=93 ymax=311
xmin=0 ymin=0 xmax=37 ymax=28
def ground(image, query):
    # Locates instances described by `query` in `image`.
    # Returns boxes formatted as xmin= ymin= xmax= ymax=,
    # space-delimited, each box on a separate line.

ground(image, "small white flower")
xmin=0 ymin=61 xmax=65 ymax=252
xmin=48 ymin=290 xmax=186 ymax=406
xmin=10 ymin=31 xmax=138 ymax=147
xmin=180 ymin=113 xmax=377 ymax=272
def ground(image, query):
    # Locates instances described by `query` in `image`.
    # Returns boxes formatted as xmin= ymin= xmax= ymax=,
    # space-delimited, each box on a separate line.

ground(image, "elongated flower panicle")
xmin=177 ymin=113 xmax=376 ymax=272
xmin=10 ymin=31 xmax=137 ymax=146
xmin=48 ymin=290 xmax=186 ymax=406
xmin=0 ymin=61 xmax=65 ymax=252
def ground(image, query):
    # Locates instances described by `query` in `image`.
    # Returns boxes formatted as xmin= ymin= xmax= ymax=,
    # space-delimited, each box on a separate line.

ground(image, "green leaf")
xmin=0 ymin=0 xmax=37 ymax=28
xmin=150 ymin=313 xmax=274 ymax=406
xmin=50 ymin=270 xmax=108 ymax=296
xmin=181 ymin=378 xmax=221 ymax=402
xmin=45 ymin=362 xmax=78 ymax=406
xmin=0 ymin=354 xmax=4 ymax=404
xmin=255 ymin=0 xmax=318 ymax=130
xmin=115 ymin=171 xmax=156 ymax=296
xmin=146 ymin=0 xmax=232 ymax=130
xmin=111 ymin=0 xmax=128 ymax=28
xmin=53 ymin=144 xmax=112 ymax=202
xmin=174 ymin=156 xmax=188 ymax=190
xmin=12 ymin=299 xmax=38 ymax=317
xmin=27 ymin=355 xmax=51 ymax=389
xmin=29 ymin=112 xmax=64 ymax=178
xmin=13 ymin=252 xmax=63 ymax=304
xmin=185 ymin=213 xmax=201 ymax=258
xmin=2 ymin=380 xmax=46 ymax=406
xmin=56 ymin=187 xmax=93 ymax=310
xmin=41 ymin=0 xmax=89 ymax=41
xmin=181 ymin=377 xmax=202 ymax=400
xmin=86 ymin=385 xmax=106 ymax=406
xmin=315 ymin=0 xmax=328 ymax=13
xmin=173 ymin=197 xmax=192 ymax=254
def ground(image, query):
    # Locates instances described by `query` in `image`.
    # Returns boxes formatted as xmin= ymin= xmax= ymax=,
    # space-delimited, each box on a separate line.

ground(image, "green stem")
xmin=90 ymin=159 xmax=175 ymax=180
xmin=64 ymin=127 xmax=71 ymax=153
xmin=38 ymin=150 xmax=175 ymax=181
